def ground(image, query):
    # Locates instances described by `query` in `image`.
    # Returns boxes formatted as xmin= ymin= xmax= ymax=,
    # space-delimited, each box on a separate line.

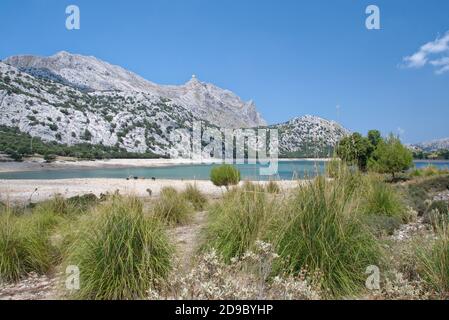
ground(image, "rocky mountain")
xmin=0 ymin=52 xmax=348 ymax=158
xmin=4 ymin=51 xmax=265 ymax=129
xmin=273 ymin=115 xmax=349 ymax=157
xmin=0 ymin=61 xmax=204 ymax=155
xmin=412 ymin=138 xmax=449 ymax=152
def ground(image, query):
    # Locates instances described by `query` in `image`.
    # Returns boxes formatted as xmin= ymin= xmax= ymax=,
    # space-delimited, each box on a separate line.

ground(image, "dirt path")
xmin=170 ymin=211 xmax=208 ymax=270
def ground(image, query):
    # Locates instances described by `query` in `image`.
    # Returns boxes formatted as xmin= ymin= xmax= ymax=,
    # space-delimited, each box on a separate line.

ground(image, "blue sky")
xmin=1 ymin=0 xmax=448 ymax=143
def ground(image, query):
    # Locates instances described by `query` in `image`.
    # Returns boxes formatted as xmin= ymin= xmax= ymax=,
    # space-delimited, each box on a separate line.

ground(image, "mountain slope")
xmin=0 ymin=52 xmax=349 ymax=159
xmin=0 ymin=61 xmax=202 ymax=155
xmin=4 ymin=51 xmax=266 ymax=129
xmin=412 ymin=138 xmax=449 ymax=152
xmin=273 ymin=115 xmax=349 ymax=157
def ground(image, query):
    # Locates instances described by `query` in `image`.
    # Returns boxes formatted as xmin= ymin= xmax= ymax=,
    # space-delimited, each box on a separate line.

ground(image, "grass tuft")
xmin=202 ymin=186 xmax=275 ymax=261
xmin=271 ymin=175 xmax=382 ymax=297
xmin=361 ymin=177 xmax=407 ymax=221
xmin=265 ymin=180 xmax=281 ymax=194
xmin=418 ymin=226 xmax=449 ymax=296
xmin=65 ymin=196 xmax=173 ymax=300
xmin=0 ymin=206 xmax=56 ymax=283
xmin=182 ymin=183 xmax=208 ymax=211
xmin=153 ymin=187 xmax=192 ymax=225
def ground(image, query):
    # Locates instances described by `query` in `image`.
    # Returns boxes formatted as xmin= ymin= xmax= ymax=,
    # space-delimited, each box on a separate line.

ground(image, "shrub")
xmin=336 ymin=132 xmax=373 ymax=171
xmin=65 ymin=196 xmax=173 ymax=299
xmin=402 ymin=175 xmax=449 ymax=215
xmin=210 ymin=165 xmax=241 ymax=189
xmin=271 ymin=175 xmax=382 ymax=297
xmin=202 ymin=186 xmax=275 ymax=261
xmin=66 ymin=193 xmax=99 ymax=212
xmin=182 ymin=183 xmax=207 ymax=211
xmin=10 ymin=151 xmax=23 ymax=162
xmin=81 ymin=129 xmax=92 ymax=141
xmin=418 ymin=227 xmax=449 ymax=296
xmin=362 ymin=214 xmax=402 ymax=236
xmin=155 ymin=241 xmax=321 ymax=300
xmin=369 ymin=134 xmax=413 ymax=180
xmin=153 ymin=187 xmax=192 ymax=225
xmin=44 ymin=153 xmax=56 ymax=163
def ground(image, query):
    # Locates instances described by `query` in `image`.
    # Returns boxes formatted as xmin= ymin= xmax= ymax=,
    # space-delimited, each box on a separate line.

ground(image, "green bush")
xmin=210 ymin=165 xmax=241 ymax=189
xmin=44 ymin=153 xmax=57 ymax=163
xmin=182 ymin=183 xmax=207 ymax=211
xmin=369 ymin=134 xmax=413 ymax=180
xmin=153 ymin=187 xmax=192 ymax=225
xmin=65 ymin=196 xmax=173 ymax=299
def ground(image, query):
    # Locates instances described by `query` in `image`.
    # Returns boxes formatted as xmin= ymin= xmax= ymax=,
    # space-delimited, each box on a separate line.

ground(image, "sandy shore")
xmin=0 ymin=178 xmax=300 ymax=204
xmin=0 ymin=158 xmax=330 ymax=173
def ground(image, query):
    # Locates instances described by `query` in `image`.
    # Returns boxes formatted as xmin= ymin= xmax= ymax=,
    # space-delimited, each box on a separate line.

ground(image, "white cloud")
xmin=430 ymin=56 xmax=449 ymax=74
xmin=402 ymin=31 xmax=449 ymax=74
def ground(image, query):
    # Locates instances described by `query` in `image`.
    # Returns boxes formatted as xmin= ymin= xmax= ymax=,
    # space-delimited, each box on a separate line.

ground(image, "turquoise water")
xmin=0 ymin=160 xmax=448 ymax=180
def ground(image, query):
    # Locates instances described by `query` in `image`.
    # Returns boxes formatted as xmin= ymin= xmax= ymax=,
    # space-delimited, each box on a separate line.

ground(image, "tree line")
xmin=336 ymin=130 xmax=414 ymax=179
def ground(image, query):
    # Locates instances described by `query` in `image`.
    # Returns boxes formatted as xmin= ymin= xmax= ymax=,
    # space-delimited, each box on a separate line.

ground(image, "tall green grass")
xmin=202 ymin=185 xmax=275 ymax=261
xmin=65 ymin=196 xmax=173 ymax=300
xmin=418 ymin=226 xmax=449 ymax=296
xmin=410 ymin=165 xmax=449 ymax=178
xmin=271 ymin=175 xmax=382 ymax=297
xmin=0 ymin=206 xmax=57 ymax=283
xmin=182 ymin=183 xmax=208 ymax=211
xmin=361 ymin=177 xmax=407 ymax=221
xmin=153 ymin=187 xmax=192 ymax=225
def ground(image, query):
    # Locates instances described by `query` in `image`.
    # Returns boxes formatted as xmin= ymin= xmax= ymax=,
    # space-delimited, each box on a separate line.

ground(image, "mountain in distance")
xmin=0 ymin=51 xmax=348 ymax=157
xmin=411 ymin=137 xmax=449 ymax=152
xmin=4 ymin=51 xmax=265 ymax=129
xmin=273 ymin=115 xmax=349 ymax=157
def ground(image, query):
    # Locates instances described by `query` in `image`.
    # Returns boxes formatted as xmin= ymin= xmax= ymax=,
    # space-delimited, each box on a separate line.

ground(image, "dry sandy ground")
xmin=0 ymin=178 xmax=300 ymax=204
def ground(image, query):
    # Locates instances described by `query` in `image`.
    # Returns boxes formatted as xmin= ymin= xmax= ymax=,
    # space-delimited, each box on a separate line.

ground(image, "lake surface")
xmin=0 ymin=160 xmax=448 ymax=181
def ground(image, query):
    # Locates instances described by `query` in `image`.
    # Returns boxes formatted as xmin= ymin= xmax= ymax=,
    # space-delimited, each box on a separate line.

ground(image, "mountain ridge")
xmin=411 ymin=137 xmax=449 ymax=152
xmin=0 ymin=52 xmax=349 ymax=158
xmin=4 ymin=51 xmax=266 ymax=129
